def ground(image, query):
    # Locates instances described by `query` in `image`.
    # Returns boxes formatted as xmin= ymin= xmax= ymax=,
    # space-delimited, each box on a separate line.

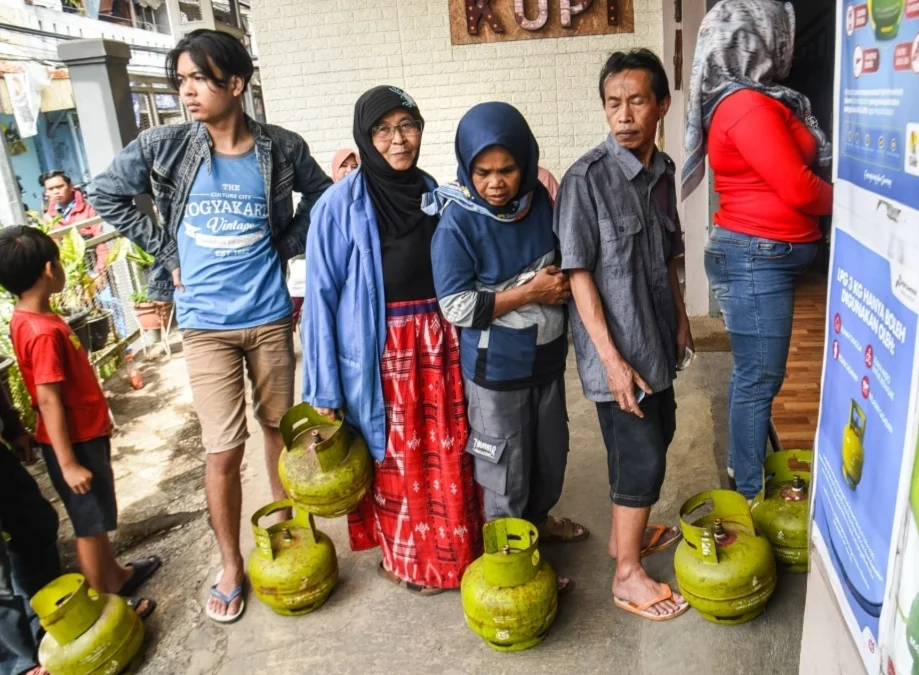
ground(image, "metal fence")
xmin=47 ymin=217 xmax=147 ymax=374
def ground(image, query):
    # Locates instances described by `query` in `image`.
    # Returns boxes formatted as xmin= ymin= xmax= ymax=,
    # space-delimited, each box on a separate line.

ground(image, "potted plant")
xmin=56 ymin=228 xmax=112 ymax=352
xmin=131 ymin=288 xmax=171 ymax=330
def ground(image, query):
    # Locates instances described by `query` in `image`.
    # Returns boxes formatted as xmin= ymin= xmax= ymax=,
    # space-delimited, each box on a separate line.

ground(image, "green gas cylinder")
xmin=868 ymin=0 xmax=905 ymax=40
xmin=461 ymin=518 xmax=557 ymax=652
xmin=842 ymin=400 xmax=866 ymax=490
xmin=751 ymin=450 xmax=812 ymax=573
xmin=31 ymin=573 xmax=144 ymax=675
xmin=247 ymin=499 xmax=339 ymax=615
xmin=675 ymin=490 xmax=777 ymax=625
xmin=278 ymin=403 xmax=373 ymax=518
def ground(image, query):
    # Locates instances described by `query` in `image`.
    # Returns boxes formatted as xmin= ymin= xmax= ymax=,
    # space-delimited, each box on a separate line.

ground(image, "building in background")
xmin=0 ymin=0 xmax=263 ymax=219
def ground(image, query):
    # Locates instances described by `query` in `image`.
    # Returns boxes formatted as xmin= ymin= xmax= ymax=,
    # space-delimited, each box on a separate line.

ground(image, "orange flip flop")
xmin=641 ymin=523 xmax=682 ymax=558
xmin=613 ymin=583 xmax=690 ymax=622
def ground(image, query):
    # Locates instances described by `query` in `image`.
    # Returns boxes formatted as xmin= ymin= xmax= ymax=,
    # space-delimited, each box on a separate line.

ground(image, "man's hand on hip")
xmin=172 ymin=268 xmax=184 ymax=292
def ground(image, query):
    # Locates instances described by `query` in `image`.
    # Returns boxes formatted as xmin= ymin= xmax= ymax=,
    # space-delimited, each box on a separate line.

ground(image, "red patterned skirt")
xmin=347 ymin=299 xmax=483 ymax=588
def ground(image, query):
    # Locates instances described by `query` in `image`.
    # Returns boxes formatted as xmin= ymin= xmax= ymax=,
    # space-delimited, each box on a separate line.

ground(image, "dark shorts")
xmin=41 ymin=436 xmax=118 ymax=537
xmin=596 ymin=387 xmax=676 ymax=508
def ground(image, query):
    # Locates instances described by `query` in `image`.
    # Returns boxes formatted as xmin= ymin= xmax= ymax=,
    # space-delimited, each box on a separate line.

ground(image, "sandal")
xmin=117 ymin=555 xmax=162 ymax=597
xmin=557 ymin=576 xmax=575 ymax=596
xmin=126 ymin=597 xmax=157 ymax=620
xmin=539 ymin=515 xmax=590 ymax=543
xmin=613 ymin=583 xmax=689 ymax=622
xmin=377 ymin=562 xmax=445 ymax=596
xmin=640 ymin=524 xmax=682 ymax=558
xmin=609 ymin=524 xmax=682 ymax=560
xmin=205 ymin=569 xmax=246 ymax=624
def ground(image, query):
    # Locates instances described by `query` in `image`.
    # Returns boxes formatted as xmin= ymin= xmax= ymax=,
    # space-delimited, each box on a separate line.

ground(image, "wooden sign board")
xmin=449 ymin=0 xmax=634 ymax=45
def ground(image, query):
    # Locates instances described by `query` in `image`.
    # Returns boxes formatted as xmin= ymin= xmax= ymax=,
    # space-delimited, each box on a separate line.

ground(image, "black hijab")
xmin=352 ymin=85 xmax=437 ymax=239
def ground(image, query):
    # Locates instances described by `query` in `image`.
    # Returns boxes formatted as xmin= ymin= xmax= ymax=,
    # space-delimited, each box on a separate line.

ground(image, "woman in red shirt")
xmin=683 ymin=0 xmax=833 ymax=499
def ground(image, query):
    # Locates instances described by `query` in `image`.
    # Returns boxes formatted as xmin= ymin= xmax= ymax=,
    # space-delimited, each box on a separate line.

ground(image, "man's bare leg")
xmin=607 ymin=504 xmax=679 ymax=559
xmin=610 ymin=504 xmax=683 ymax=617
xmin=205 ymin=444 xmax=245 ymax=617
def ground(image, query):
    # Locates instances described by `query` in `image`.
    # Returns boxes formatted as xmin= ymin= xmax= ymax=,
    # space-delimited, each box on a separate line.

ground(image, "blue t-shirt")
xmin=176 ymin=148 xmax=292 ymax=330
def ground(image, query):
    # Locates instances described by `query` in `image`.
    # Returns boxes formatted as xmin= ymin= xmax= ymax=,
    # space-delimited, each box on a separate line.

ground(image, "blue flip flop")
xmin=206 ymin=569 xmax=245 ymax=624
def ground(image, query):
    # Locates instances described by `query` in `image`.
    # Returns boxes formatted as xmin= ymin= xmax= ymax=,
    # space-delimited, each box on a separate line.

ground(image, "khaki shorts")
xmin=183 ymin=317 xmax=295 ymax=454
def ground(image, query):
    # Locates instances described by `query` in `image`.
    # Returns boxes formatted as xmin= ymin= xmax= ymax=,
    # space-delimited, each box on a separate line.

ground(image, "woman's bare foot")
xmin=608 ymin=524 xmax=679 ymax=560
xmin=612 ymin=565 xmax=684 ymax=618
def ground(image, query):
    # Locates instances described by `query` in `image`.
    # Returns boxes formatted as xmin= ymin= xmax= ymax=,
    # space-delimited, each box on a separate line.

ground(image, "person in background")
xmin=0 ymin=227 xmax=158 ymax=632
xmin=302 ymin=86 xmax=482 ymax=594
xmin=683 ymin=0 xmax=832 ymax=499
xmin=42 ymin=171 xmax=99 ymax=234
xmin=330 ymin=148 xmax=360 ymax=182
xmin=555 ymin=49 xmax=692 ymax=621
xmin=537 ymin=166 xmax=559 ymax=203
xmin=42 ymin=171 xmax=107 ymax=272
xmin=287 ymin=147 xmax=363 ymax=328
xmin=87 ymin=30 xmax=331 ymax=623
xmin=428 ymin=102 xmax=586 ymax=594
xmin=0 ymin=385 xmax=59 ymax=675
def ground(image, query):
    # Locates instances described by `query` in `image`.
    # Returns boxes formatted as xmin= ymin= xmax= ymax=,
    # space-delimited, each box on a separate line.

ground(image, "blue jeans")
xmin=704 ymin=226 xmax=818 ymax=498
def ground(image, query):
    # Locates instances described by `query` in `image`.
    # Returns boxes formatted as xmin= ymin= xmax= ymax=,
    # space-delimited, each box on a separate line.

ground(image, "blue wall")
xmin=2 ymin=111 xmax=91 ymax=216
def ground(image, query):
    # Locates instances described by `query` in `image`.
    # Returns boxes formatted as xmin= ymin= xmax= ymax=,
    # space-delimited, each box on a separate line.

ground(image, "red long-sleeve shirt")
xmin=709 ymin=89 xmax=833 ymax=243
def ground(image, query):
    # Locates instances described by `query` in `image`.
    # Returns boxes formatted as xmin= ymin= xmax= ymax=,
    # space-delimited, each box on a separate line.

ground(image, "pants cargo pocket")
xmin=465 ymin=432 xmax=508 ymax=496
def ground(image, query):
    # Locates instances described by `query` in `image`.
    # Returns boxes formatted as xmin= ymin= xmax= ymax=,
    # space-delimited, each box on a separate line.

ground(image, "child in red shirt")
xmin=0 ymin=226 xmax=159 ymax=611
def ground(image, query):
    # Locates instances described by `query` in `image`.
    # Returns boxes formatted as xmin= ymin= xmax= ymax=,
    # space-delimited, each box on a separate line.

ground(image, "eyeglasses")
xmin=371 ymin=120 xmax=424 ymax=141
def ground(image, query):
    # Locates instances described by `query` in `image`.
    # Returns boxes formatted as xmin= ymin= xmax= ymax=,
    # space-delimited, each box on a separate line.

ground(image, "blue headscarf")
xmin=422 ymin=101 xmax=547 ymax=222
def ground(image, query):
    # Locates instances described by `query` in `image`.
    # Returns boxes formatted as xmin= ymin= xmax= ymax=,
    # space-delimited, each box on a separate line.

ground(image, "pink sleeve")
xmin=538 ymin=167 xmax=560 ymax=203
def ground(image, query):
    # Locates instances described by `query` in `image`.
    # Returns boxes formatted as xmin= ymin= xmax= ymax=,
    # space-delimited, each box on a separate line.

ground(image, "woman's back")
xmin=708 ymin=89 xmax=832 ymax=243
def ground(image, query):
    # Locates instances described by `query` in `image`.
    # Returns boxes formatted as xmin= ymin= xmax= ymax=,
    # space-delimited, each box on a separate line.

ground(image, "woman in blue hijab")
xmin=428 ymin=102 xmax=588 ymax=592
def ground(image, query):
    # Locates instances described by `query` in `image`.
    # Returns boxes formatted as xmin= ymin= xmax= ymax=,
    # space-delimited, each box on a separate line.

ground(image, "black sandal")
xmin=377 ymin=562 xmax=445 ymax=596
xmin=127 ymin=597 xmax=157 ymax=620
xmin=118 ymin=555 xmax=162 ymax=597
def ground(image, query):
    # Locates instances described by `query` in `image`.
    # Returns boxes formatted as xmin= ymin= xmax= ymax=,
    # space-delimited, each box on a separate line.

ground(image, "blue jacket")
xmin=301 ymin=167 xmax=437 ymax=461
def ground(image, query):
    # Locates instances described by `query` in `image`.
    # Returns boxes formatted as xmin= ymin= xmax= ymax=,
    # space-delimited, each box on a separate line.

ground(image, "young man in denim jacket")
xmin=87 ymin=29 xmax=331 ymax=623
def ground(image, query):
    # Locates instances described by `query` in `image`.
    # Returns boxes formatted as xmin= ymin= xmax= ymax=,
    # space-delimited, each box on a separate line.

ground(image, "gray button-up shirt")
xmin=554 ymin=134 xmax=685 ymax=402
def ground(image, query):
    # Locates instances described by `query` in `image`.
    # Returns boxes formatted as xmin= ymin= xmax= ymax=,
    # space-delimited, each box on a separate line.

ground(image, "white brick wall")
xmin=251 ymin=0 xmax=664 ymax=184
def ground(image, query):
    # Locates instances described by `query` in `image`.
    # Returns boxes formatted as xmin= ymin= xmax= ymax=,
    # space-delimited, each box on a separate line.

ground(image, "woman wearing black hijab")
xmin=301 ymin=86 xmax=482 ymax=593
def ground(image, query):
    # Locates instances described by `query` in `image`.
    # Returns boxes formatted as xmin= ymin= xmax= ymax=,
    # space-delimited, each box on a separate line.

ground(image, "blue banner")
xmin=838 ymin=0 xmax=919 ymax=209
xmin=813 ymin=227 xmax=918 ymax=645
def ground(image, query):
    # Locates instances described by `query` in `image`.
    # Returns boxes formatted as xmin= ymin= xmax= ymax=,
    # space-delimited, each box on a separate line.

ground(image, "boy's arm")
xmin=85 ymin=135 xmax=180 ymax=273
xmin=278 ymin=136 xmax=333 ymax=264
xmin=36 ymin=383 xmax=92 ymax=494
xmin=27 ymin=334 xmax=92 ymax=494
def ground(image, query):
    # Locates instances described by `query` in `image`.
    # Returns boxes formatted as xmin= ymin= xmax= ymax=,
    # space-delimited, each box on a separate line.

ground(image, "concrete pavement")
xmin=39 ymin=345 xmax=805 ymax=674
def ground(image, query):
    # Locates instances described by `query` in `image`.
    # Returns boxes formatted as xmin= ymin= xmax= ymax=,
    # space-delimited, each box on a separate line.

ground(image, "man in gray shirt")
xmin=554 ymin=49 xmax=694 ymax=621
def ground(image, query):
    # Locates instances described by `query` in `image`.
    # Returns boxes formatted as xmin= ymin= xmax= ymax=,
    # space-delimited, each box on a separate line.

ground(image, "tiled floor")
xmin=772 ymin=272 xmax=829 ymax=450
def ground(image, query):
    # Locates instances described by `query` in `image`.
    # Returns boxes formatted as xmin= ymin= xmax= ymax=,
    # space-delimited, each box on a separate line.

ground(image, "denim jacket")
xmin=86 ymin=116 xmax=332 ymax=302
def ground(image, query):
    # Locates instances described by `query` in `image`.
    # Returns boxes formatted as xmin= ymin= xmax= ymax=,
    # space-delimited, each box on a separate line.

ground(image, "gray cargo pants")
xmin=464 ymin=376 xmax=569 ymax=524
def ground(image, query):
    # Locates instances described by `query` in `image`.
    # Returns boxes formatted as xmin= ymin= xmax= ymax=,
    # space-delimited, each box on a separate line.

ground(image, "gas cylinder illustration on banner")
xmin=461 ymin=518 xmax=557 ymax=652
xmin=247 ymin=499 xmax=339 ymax=615
xmin=868 ymin=0 xmax=905 ymax=40
xmin=278 ymin=403 xmax=372 ymax=518
xmin=674 ymin=489 xmax=777 ymax=625
xmin=30 ymin=573 xmax=144 ymax=675
xmin=842 ymin=400 xmax=867 ymax=490
xmin=751 ymin=450 xmax=812 ymax=572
